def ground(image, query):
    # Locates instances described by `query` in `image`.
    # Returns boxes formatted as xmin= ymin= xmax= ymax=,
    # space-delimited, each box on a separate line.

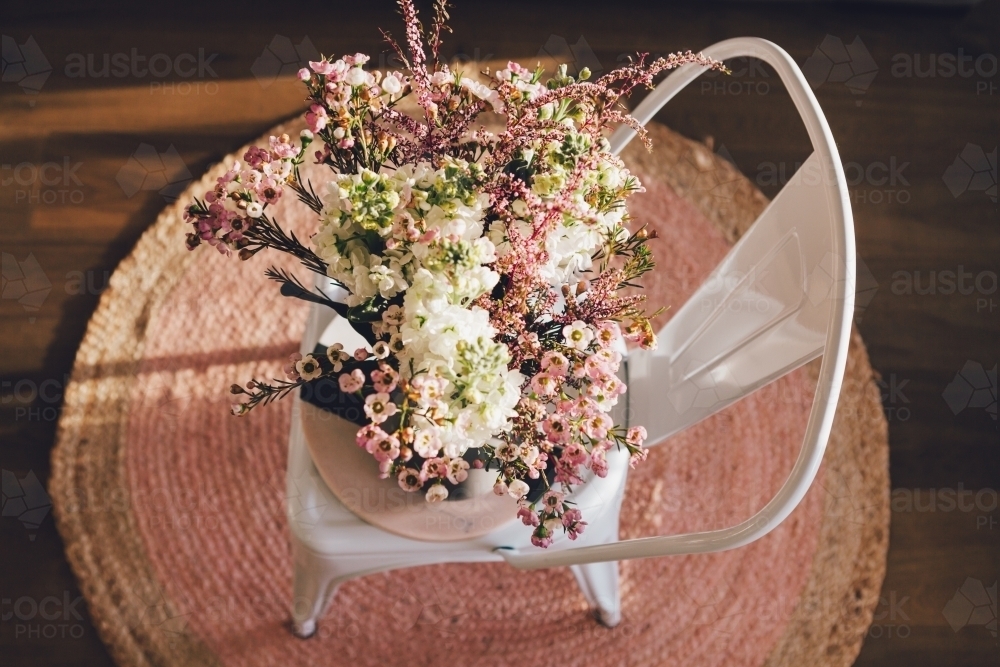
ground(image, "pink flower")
xmin=268 ymin=134 xmax=298 ymax=159
xmin=297 ymin=68 xmax=311 ymax=82
xmin=309 ymin=60 xmax=335 ymax=75
xmin=517 ymin=505 xmax=540 ymax=526
xmin=629 ymin=448 xmax=649 ymax=469
xmin=542 ymin=416 xmax=570 ymax=443
xmin=371 ymin=366 xmax=398 ymax=393
xmin=540 ymin=351 xmax=569 ymax=376
xmin=305 ymin=104 xmax=329 ymax=132
xmin=582 ymin=413 xmax=613 ymax=440
xmin=421 ymin=457 xmax=449 ymax=480
xmin=541 ymin=490 xmax=564 ymax=510
xmin=562 ymin=508 xmax=587 ymax=540
xmin=529 ymin=372 xmax=559 ymax=397
xmin=584 ymin=349 xmax=620 ymax=379
xmin=256 ymin=176 xmax=282 ymax=204
xmin=590 ymin=451 xmax=609 ymax=478
xmin=397 ymin=467 xmax=424 ymax=492
xmin=554 ymin=457 xmax=584 ymax=485
xmin=355 ymin=423 xmax=387 ymax=449
xmin=595 ymin=321 xmax=621 ymax=348
xmin=353 ymin=347 xmax=369 ymax=361
xmin=530 ymin=526 xmax=553 ymax=548
xmin=284 ymin=352 xmax=302 ymax=380
xmin=561 ymin=443 xmax=588 ymax=466
xmin=339 ymin=369 xmax=364 ymax=393
xmin=369 ymin=431 xmax=400 ymax=462
xmin=626 ymin=425 xmax=647 ymax=447
xmin=364 ymin=392 xmax=398 ymax=423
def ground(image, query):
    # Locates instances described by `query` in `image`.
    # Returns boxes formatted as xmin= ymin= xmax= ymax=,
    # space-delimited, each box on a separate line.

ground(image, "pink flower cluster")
xmin=499 ymin=319 xmax=650 ymax=542
xmin=516 ymin=491 xmax=587 ymax=548
xmin=184 ymin=134 xmax=305 ymax=255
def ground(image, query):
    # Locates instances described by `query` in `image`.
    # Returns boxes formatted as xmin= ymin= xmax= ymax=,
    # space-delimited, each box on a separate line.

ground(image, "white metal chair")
xmin=286 ymin=37 xmax=855 ymax=637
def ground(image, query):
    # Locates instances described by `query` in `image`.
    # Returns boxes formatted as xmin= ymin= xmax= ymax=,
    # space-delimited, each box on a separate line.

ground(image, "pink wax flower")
xmin=626 ymin=425 xmax=647 ymax=447
xmin=338 ymin=369 xmax=364 ymax=393
xmin=397 ymin=467 xmax=424 ymax=492
xmin=305 ymin=104 xmax=329 ymax=133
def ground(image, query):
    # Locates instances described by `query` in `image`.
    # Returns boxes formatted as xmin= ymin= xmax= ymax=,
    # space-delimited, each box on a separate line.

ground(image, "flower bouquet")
xmin=184 ymin=0 xmax=722 ymax=547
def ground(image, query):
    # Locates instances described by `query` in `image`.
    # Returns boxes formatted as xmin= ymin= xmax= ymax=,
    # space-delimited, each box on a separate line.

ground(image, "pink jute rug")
xmin=50 ymin=120 xmax=890 ymax=667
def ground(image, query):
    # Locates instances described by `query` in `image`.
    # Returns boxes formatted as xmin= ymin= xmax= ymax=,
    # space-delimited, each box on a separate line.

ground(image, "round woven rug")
xmin=50 ymin=119 xmax=889 ymax=667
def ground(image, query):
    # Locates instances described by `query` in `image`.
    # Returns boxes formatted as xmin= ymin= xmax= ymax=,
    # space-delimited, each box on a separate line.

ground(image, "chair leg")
xmin=570 ymin=560 xmax=622 ymax=627
xmin=290 ymin=540 xmax=341 ymax=638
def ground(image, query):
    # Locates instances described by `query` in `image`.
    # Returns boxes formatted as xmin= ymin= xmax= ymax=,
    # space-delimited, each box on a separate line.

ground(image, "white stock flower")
xmin=381 ymin=74 xmax=402 ymax=95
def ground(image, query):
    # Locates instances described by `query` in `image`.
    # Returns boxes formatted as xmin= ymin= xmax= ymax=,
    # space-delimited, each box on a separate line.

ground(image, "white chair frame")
xmin=286 ymin=37 xmax=855 ymax=636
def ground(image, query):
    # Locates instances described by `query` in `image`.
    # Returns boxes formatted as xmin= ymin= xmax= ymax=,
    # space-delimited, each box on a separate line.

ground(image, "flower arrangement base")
xmin=300 ymin=398 xmax=519 ymax=540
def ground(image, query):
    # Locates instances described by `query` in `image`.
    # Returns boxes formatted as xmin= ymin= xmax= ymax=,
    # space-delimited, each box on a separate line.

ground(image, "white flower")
xmin=372 ymin=341 xmax=390 ymax=359
xmin=295 ymin=354 xmax=323 ymax=381
xmin=459 ymin=77 xmax=504 ymax=113
xmin=345 ymin=67 xmax=368 ymax=87
xmin=425 ymin=484 xmax=449 ymax=502
xmin=413 ymin=429 xmax=441 ymax=458
xmin=246 ymin=202 xmax=263 ymax=218
xmin=507 ymin=479 xmax=530 ymax=499
xmin=325 ymin=343 xmax=349 ymax=371
xmin=447 ymin=458 xmax=470 ymax=484
xmin=563 ymin=320 xmax=594 ymax=350
xmin=381 ymin=74 xmax=402 ymax=95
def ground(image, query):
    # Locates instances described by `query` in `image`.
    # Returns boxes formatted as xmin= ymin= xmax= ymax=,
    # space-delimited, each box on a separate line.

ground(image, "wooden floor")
xmin=2 ymin=2 xmax=997 ymax=665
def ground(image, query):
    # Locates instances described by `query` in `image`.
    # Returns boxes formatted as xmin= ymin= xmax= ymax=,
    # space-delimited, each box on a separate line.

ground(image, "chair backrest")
xmin=497 ymin=37 xmax=856 ymax=569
